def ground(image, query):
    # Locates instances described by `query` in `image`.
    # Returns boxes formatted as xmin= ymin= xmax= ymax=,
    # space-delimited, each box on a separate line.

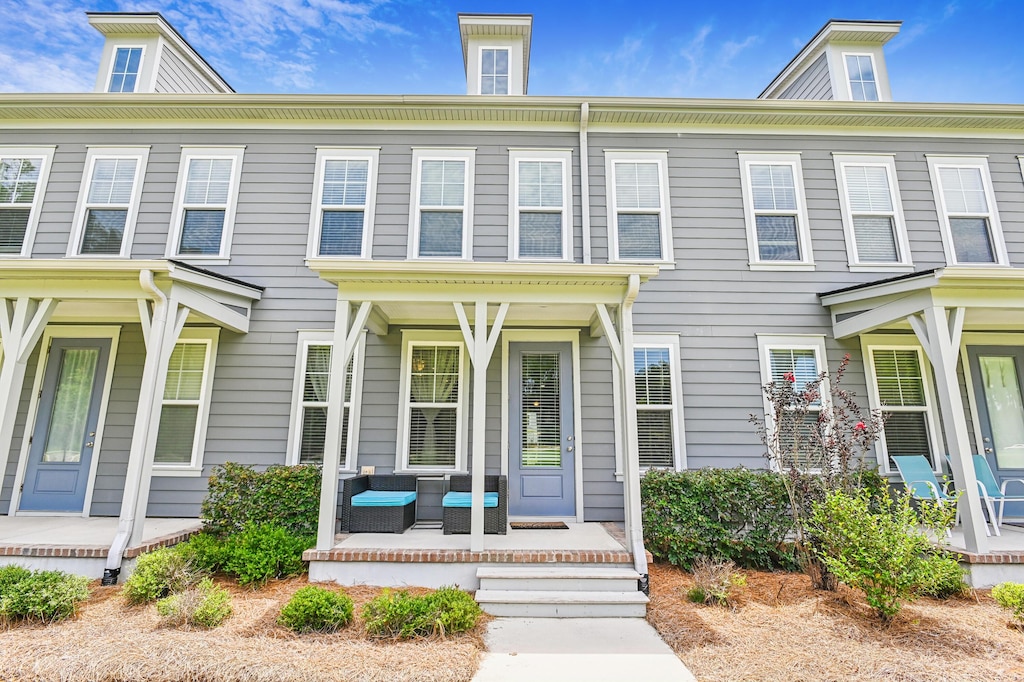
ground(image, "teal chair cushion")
xmin=351 ymin=490 xmax=417 ymax=507
xmin=442 ymin=491 xmax=499 ymax=508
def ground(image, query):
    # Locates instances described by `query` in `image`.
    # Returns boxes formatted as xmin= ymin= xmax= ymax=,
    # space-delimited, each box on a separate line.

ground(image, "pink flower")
xmin=782 ymin=372 xmax=795 ymax=383
xmin=854 ymin=421 xmax=866 ymax=431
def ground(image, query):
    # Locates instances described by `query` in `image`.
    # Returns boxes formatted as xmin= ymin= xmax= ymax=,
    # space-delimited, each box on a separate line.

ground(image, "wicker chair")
xmin=442 ymin=474 xmax=508 ymax=535
xmin=340 ymin=474 xmax=418 ymax=533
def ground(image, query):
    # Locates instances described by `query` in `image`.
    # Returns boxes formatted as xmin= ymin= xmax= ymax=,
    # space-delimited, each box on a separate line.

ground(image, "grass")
xmin=646 ymin=562 xmax=1024 ymax=681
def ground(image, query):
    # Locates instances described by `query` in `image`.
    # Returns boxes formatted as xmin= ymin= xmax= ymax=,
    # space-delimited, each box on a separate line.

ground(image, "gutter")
xmin=579 ymin=102 xmax=592 ymax=264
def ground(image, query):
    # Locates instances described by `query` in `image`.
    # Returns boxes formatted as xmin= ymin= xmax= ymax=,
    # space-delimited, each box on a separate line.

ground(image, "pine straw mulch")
xmin=0 ymin=577 xmax=488 ymax=682
xmin=647 ymin=562 xmax=1024 ymax=682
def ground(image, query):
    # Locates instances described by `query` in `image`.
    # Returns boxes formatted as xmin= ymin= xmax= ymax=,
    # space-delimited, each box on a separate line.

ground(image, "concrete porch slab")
xmin=334 ymin=522 xmax=626 ymax=552
xmin=947 ymin=525 xmax=1024 ymax=587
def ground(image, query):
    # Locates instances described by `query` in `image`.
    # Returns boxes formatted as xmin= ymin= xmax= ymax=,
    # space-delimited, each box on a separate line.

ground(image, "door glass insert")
xmin=42 ymin=348 xmax=99 ymax=463
xmin=979 ymin=355 xmax=1024 ymax=469
xmin=521 ymin=352 xmax=561 ymax=467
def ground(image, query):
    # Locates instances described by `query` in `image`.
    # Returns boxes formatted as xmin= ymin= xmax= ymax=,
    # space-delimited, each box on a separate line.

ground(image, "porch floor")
xmin=0 ymin=516 xmax=202 ymax=558
xmin=334 ymin=522 xmax=627 ymax=552
xmin=948 ymin=523 xmax=1024 ymax=557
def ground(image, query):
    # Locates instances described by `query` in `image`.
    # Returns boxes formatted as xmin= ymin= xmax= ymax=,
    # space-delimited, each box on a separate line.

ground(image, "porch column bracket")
xmin=594 ymin=303 xmax=622 ymax=369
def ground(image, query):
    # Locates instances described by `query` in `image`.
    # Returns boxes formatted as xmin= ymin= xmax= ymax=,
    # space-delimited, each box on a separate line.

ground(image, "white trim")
xmin=832 ymin=153 xmax=913 ymax=270
xmin=508 ymin=149 xmax=573 ymax=262
xmin=151 ymin=327 xmax=219 ymax=474
xmin=9 ymin=325 xmax=121 ymax=517
xmin=104 ymin=44 xmax=147 ymax=93
xmin=306 ymin=148 xmax=379 ymax=260
xmin=285 ymin=329 xmax=365 ymax=471
xmin=632 ymin=333 xmax=687 ymax=471
xmin=478 ymin=45 xmax=511 ymax=95
xmin=0 ymin=146 xmax=56 ymax=258
xmin=67 ymin=147 xmax=150 ymax=258
xmin=409 ymin=149 xmax=476 ymax=260
xmin=395 ymin=330 xmax=469 ymax=474
xmin=500 ymin=329 xmax=584 ymax=523
xmin=165 ymin=146 xmax=245 ymax=262
xmin=603 ymin=150 xmax=674 ymax=266
xmin=841 ymin=52 xmax=880 ymax=102
xmin=927 ymin=155 xmax=1008 ymax=267
xmin=739 ymin=152 xmax=814 ymax=269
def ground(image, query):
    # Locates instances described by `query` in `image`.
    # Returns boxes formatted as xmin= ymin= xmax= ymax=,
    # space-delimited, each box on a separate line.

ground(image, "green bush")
xmin=123 ymin=546 xmax=206 ymax=605
xmin=641 ymin=467 xmax=796 ymax=570
xmin=0 ymin=569 xmax=90 ymax=623
xmin=156 ymin=578 xmax=232 ymax=628
xmin=0 ymin=565 xmax=32 ymax=595
xmin=917 ymin=552 xmax=970 ymax=599
xmin=278 ymin=585 xmax=354 ymax=633
xmin=179 ymin=531 xmax=232 ymax=574
xmin=221 ymin=523 xmax=313 ymax=587
xmin=363 ymin=586 xmax=481 ymax=639
xmin=992 ymin=582 xmax=1024 ymax=626
xmin=202 ymin=462 xmax=321 ymax=537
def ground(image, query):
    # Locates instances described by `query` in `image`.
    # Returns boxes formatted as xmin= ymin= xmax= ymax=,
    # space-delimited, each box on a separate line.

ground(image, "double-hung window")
xmin=480 ymin=48 xmax=509 ymax=95
xmin=844 ymin=54 xmax=878 ymax=101
xmin=834 ymin=154 xmax=911 ymax=269
xmin=167 ymin=147 xmax=244 ymax=260
xmin=509 ymin=149 xmax=571 ymax=260
xmin=739 ymin=152 xmax=814 ymax=269
xmin=410 ymin=149 xmax=474 ymax=259
xmin=633 ymin=335 xmax=685 ymax=470
xmin=108 ymin=46 xmax=143 ymax=93
xmin=398 ymin=332 xmax=467 ymax=472
xmin=757 ymin=335 xmax=828 ymax=469
xmin=604 ymin=150 xmax=673 ymax=263
xmin=153 ymin=328 xmax=219 ymax=474
xmin=69 ymin=147 xmax=149 ymax=257
xmin=0 ymin=147 xmax=54 ymax=257
xmin=308 ymin=148 xmax=378 ymax=258
xmin=927 ymin=155 xmax=1007 ymax=265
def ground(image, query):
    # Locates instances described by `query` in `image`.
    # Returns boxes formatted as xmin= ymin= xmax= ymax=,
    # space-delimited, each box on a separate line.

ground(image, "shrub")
xmin=202 ymin=462 xmax=321 ymax=537
xmin=992 ymin=582 xmax=1024 ymax=627
xmin=278 ymin=585 xmax=354 ymax=633
xmin=179 ymin=532 xmax=232 ymax=574
xmin=0 ymin=565 xmax=32 ymax=595
xmin=641 ymin=467 xmax=796 ymax=570
xmin=0 ymin=569 xmax=90 ymax=623
xmin=363 ymin=586 xmax=481 ymax=639
xmin=221 ymin=523 xmax=313 ymax=587
xmin=123 ymin=546 xmax=206 ymax=605
xmin=156 ymin=578 xmax=232 ymax=628
xmin=917 ymin=552 xmax=970 ymax=599
xmin=687 ymin=556 xmax=746 ymax=606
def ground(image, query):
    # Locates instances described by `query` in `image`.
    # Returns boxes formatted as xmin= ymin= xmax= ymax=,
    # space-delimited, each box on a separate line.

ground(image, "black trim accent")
xmin=167 ymin=259 xmax=265 ymax=292
xmin=818 ymin=268 xmax=938 ymax=299
xmin=101 ymin=567 xmax=120 ymax=586
xmin=638 ymin=573 xmax=650 ymax=596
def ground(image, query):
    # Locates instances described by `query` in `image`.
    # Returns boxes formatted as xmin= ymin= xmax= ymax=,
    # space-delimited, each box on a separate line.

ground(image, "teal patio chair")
xmin=971 ymin=454 xmax=1024 ymax=535
xmin=891 ymin=455 xmax=995 ymax=537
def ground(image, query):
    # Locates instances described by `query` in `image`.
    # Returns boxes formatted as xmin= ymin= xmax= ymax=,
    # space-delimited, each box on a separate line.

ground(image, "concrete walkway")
xmin=473 ymin=617 xmax=696 ymax=681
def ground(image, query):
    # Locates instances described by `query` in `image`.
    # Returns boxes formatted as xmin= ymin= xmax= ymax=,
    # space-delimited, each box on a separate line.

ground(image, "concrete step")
xmin=476 ymin=566 xmax=641 ymax=592
xmin=474 ymin=589 xmax=649 ymax=618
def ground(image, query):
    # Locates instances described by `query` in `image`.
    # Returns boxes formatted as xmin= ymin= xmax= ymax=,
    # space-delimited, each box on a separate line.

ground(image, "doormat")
xmin=510 ymin=521 xmax=569 ymax=530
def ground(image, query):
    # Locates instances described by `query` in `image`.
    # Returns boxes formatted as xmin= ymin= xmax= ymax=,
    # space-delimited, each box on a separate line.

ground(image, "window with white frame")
xmin=633 ymin=336 xmax=683 ymax=469
xmin=844 ymin=54 xmax=878 ymax=101
xmin=108 ymin=46 xmax=143 ymax=93
xmin=510 ymin=150 xmax=571 ymax=260
xmin=287 ymin=331 xmax=364 ymax=468
xmin=153 ymin=328 xmax=218 ymax=471
xmin=834 ymin=154 xmax=911 ymax=268
xmin=308 ymin=149 xmax=378 ymax=258
xmin=866 ymin=344 xmax=939 ymax=473
xmin=168 ymin=147 xmax=244 ymax=259
xmin=69 ymin=147 xmax=149 ymax=257
xmin=480 ymin=48 xmax=510 ymax=95
xmin=410 ymin=149 xmax=474 ymax=259
xmin=0 ymin=147 xmax=54 ymax=257
xmin=398 ymin=334 xmax=466 ymax=471
xmin=739 ymin=152 xmax=813 ymax=268
xmin=757 ymin=335 xmax=827 ymax=469
xmin=605 ymin=150 xmax=673 ymax=263
xmin=927 ymin=156 xmax=1007 ymax=265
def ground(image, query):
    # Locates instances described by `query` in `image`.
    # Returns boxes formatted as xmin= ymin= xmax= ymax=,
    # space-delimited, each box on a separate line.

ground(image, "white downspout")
xmin=579 ymin=102 xmax=592 ymax=264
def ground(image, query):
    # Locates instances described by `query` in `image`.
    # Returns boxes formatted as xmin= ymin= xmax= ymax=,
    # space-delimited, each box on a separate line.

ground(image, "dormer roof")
xmin=458 ymin=14 xmax=533 ymax=94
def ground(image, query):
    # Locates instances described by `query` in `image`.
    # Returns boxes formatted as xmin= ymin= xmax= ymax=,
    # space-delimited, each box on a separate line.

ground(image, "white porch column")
xmin=0 ymin=297 xmax=57 ymax=491
xmin=909 ymin=305 xmax=988 ymax=553
xmin=316 ymin=300 xmax=372 ymax=550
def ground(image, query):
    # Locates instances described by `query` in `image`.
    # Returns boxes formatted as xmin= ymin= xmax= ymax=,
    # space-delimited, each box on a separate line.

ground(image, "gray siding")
xmin=778 ymin=54 xmax=833 ymax=100
xmin=154 ymin=46 xmax=218 ymax=94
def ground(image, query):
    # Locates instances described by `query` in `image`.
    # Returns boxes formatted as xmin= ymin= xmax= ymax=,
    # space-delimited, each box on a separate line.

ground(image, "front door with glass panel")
xmin=509 ymin=342 xmax=575 ymax=517
xmin=967 ymin=346 xmax=1024 ymax=519
xmin=20 ymin=338 xmax=111 ymax=512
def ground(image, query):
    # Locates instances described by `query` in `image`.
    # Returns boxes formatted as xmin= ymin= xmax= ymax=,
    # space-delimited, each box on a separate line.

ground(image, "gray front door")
xmin=967 ymin=346 xmax=1024 ymax=519
xmin=509 ymin=342 xmax=575 ymax=517
xmin=20 ymin=338 xmax=111 ymax=513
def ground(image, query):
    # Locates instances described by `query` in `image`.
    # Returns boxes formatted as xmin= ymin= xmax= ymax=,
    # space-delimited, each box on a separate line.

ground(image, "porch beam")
xmin=831 ymin=293 xmax=929 ymax=339
xmin=594 ymin=303 xmax=622 ymax=369
xmin=169 ymin=284 xmax=251 ymax=334
xmin=366 ymin=305 xmax=390 ymax=336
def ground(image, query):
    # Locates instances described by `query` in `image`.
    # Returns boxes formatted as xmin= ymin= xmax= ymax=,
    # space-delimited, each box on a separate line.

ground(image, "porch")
xmin=948 ymin=524 xmax=1024 ymax=587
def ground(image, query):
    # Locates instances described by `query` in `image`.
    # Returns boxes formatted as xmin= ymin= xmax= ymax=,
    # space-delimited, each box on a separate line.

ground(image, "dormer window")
xmin=481 ymin=48 xmax=509 ymax=95
xmin=845 ymin=54 xmax=878 ymax=101
xmin=108 ymin=47 xmax=143 ymax=93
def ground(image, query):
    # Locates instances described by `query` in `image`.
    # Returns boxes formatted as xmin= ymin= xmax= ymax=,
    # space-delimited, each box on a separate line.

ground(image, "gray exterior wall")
xmin=778 ymin=53 xmax=833 ymax=100
xmin=154 ymin=46 xmax=219 ymax=94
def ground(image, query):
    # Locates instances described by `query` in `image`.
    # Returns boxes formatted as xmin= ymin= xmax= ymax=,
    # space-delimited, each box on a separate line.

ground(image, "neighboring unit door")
xmin=967 ymin=346 xmax=1024 ymax=519
xmin=19 ymin=338 xmax=111 ymax=513
xmin=508 ymin=342 xmax=576 ymax=517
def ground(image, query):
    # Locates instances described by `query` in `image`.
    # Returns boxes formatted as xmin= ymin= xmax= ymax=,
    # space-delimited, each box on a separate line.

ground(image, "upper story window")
xmin=604 ymin=150 xmax=673 ymax=264
xmin=927 ymin=155 xmax=1007 ymax=266
xmin=308 ymin=148 xmax=379 ymax=259
xmin=409 ymin=149 xmax=475 ymax=259
xmin=738 ymin=152 xmax=814 ymax=270
xmin=167 ymin=147 xmax=244 ymax=261
xmin=757 ymin=334 xmax=828 ymax=470
xmin=833 ymin=154 xmax=912 ymax=270
xmin=510 ymin=149 xmax=571 ymax=260
xmin=0 ymin=147 xmax=54 ymax=257
xmin=480 ymin=48 xmax=509 ymax=95
xmin=68 ymin=147 xmax=150 ymax=257
xmin=108 ymin=46 xmax=143 ymax=93
xmin=844 ymin=54 xmax=878 ymax=101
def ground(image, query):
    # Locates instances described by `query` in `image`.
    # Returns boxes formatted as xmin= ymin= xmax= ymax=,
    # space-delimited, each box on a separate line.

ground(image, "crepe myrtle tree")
xmin=750 ymin=353 xmax=885 ymax=590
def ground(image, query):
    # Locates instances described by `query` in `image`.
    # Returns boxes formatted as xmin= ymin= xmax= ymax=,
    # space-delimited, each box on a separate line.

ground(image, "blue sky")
xmin=0 ymin=0 xmax=1020 ymax=103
